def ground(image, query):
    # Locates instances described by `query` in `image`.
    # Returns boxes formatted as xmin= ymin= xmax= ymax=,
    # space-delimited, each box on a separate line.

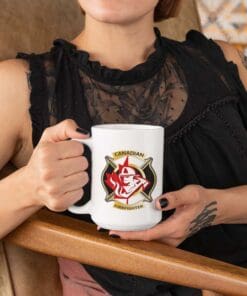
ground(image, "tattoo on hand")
xmin=189 ymin=201 xmax=217 ymax=236
xmin=238 ymin=50 xmax=247 ymax=69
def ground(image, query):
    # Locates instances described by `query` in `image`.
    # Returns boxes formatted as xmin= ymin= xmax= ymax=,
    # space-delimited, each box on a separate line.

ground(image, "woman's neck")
xmin=72 ymin=14 xmax=156 ymax=70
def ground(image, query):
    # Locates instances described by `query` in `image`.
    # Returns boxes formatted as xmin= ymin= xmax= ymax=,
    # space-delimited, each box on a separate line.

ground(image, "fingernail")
xmin=66 ymin=138 xmax=71 ymax=141
xmin=98 ymin=228 xmax=108 ymax=233
xmin=110 ymin=234 xmax=120 ymax=239
xmin=76 ymin=128 xmax=89 ymax=135
xmin=159 ymin=198 xmax=169 ymax=209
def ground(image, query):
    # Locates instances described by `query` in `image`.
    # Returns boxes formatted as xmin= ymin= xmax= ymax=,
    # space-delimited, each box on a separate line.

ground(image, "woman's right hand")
xmin=23 ymin=119 xmax=89 ymax=212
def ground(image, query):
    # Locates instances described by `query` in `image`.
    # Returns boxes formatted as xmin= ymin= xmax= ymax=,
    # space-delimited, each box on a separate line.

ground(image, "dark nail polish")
xmin=159 ymin=198 xmax=168 ymax=209
xmin=76 ymin=128 xmax=89 ymax=135
xmin=110 ymin=234 xmax=120 ymax=239
xmin=66 ymin=138 xmax=71 ymax=141
xmin=98 ymin=228 xmax=108 ymax=233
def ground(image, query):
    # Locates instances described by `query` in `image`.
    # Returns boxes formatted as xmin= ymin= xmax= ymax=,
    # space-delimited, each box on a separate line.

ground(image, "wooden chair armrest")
xmin=4 ymin=209 xmax=247 ymax=296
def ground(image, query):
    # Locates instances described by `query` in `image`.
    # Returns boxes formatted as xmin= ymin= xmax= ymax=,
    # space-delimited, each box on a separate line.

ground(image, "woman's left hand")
xmin=109 ymin=185 xmax=219 ymax=247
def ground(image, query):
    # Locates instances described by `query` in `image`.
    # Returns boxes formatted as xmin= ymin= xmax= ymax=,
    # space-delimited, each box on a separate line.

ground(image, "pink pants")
xmin=58 ymin=257 xmax=111 ymax=296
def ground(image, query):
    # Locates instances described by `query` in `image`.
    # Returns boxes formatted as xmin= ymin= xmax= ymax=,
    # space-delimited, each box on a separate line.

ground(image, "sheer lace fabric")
xmin=79 ymin=53 xmax=188 ymax=127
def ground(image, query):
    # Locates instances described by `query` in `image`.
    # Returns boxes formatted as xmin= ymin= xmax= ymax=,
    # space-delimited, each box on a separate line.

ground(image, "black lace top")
xmin=17 ymin=28 xmax=247 ymax=293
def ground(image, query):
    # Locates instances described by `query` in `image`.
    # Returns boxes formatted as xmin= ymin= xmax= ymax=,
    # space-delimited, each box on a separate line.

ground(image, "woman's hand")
xmin=109 ymin=185 xmax=219 ymax=246
xmin=22 ymin=119 xmax=90 ymax=212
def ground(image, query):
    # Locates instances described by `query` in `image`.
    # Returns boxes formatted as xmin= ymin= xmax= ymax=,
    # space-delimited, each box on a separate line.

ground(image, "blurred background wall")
xmin=196 ymin=0 xmax=247 ymax=55
xmin=0 ymin=0 xmax=83 ymax=60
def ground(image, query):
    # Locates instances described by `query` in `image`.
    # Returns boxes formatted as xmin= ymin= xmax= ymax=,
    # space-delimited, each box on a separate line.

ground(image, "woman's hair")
xmin=154 ymin=0 xmax=182 ymax=22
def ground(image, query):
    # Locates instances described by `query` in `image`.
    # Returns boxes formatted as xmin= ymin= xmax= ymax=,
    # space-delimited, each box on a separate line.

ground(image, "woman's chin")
xmin=79 ymin=0 xmax=157 ymax=25
xmin=87 ymin=11 xmax=139 ymax=25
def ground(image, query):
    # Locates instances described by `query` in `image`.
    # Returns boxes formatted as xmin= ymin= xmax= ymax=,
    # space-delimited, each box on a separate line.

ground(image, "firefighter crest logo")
xmin=101 ymin=151 xmax=157 ymax=210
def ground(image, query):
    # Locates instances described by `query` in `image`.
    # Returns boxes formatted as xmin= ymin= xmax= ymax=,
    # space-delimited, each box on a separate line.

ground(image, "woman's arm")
xmin=214 ymin=185 xmax=247 ymax=224
xmin=0 ymin=60 xmax=89 ymax=239
xmin=0 ymin=59 xmax=40 ymax=238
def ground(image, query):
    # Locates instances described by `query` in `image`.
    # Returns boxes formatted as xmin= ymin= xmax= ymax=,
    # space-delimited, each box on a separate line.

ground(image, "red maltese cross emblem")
xmin=102 ymin=153 xmax=156 ymax=209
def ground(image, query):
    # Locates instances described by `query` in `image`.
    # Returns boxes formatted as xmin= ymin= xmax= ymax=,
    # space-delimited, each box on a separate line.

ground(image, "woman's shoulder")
xmin=0 ymin=58 xmax=30 ymax=106
xmin=164 ymin=29 xmax=223 ymax=57
xmin=0 ymin=58 xmax=30 ymax=116
xmin=160 ymin=29 xmax=224 ymax=65
xmin=186 ymin=30 xmax=247 ymax=90
xmin=184 ymin=30 xmax=244 ymax=63
xmin=215 ymin=40 xmax=247 ymax=90
xmin=16 ymin=39 xmax=76 ymax=80
xmin=0 ymin=58 xmax=29 ymax=76
xmin=162 ymin=29 xmax=233 ymax=59
xmin=0 ymin=59 xmax=31 ymax=166
xmin=162 ymin=30 xmax=247 ymax=90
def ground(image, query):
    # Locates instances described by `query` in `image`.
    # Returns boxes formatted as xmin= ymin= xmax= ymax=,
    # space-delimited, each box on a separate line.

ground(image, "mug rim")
xmin=92 ymin=124 xmax=164 ymax=131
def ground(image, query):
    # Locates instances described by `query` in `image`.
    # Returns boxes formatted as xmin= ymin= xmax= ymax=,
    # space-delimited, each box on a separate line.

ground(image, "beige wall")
xmin=0 ymin=0 xmax=83 ymax=60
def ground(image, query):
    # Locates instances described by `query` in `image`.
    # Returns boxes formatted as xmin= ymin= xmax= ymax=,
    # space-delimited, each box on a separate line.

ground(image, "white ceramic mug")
xmin=68 ymin=124 xmax=164 ymax=231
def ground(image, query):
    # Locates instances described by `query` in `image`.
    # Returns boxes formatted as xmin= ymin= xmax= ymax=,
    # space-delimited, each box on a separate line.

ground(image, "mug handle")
xmin=68 ymin=138 xmax=93 ymax=215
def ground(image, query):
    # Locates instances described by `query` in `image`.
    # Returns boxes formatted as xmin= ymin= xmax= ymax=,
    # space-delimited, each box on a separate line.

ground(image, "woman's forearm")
xmin=0 ymin=120 xmax=90 ymax=239
xmin=211 ymin=185 xmax=247 ymax=225
xmin=0 ymin=166 xmax=42 ymax=239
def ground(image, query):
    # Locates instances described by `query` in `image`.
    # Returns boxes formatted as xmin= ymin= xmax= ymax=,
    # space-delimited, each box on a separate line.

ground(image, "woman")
xmin=0 ymin=0 xmax=247 ymax=295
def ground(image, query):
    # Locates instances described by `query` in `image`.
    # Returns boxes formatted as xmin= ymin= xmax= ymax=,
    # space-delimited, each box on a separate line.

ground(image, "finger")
xmin=55 ymin=141 xmax=85 ymax=160
xmin=50 ymin=188 xmax=84 ymax=212
xmin=109 ymin=217 xmax=178 ymax=241
xmin=64 ymin=188 xmax=84 ymax=205
xmin=155 ymin=186 xmax=200 ymax=211
xmin=59 ymin=156 xmax=88 ymax=177
xmin=40 ymin=119 xmax=89 ymax=143
xmin=63 ymin=171 xmax=89 ymax=192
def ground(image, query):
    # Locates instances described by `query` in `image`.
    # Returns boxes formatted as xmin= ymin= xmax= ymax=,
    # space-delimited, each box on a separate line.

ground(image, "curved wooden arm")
xmin=4 ymin=209 xmax=247 ymax=296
